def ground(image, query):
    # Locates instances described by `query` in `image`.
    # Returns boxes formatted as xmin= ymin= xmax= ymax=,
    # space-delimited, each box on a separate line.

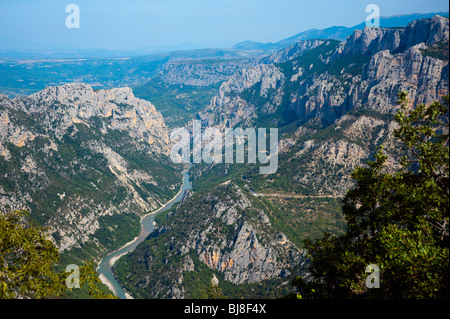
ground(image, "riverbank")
xmin=96 ymin=168 xmax=191 ymax=298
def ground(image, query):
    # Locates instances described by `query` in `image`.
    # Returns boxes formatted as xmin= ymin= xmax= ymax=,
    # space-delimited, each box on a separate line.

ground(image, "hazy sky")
xmin=0 ymin=0 xmax=448 ymax=51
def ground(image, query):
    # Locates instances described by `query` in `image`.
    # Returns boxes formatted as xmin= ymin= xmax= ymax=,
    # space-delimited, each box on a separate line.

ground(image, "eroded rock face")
xmin=115 ymin=183 xmax=306 ymax=298
xmin=191 ymin=15 xmax=448 ymax=199
xmin=159 ymin=60 xmax=250 ymax=87
xmin=199 ymin=16 xmax=449 ymax=129
xmin=260 ymin=39 xmax=326 ymax=64
xmin=197 ymin=220 xmax=296 ymax=284
xmin=335 ymin=15 xmax=449 ymax=57
xmin=0 ymin=83 xmax=180 ymax=256
xmin=200 ymin=63 xmax=286 ymax=128
xmin=10 ymin=83 xmax=169 ymax=153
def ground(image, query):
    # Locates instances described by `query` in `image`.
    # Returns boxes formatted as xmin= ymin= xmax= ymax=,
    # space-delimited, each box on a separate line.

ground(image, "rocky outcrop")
xmin=353 ymin=43 xmax=449 ymax=112
xmin=159 ymin=60 xmax=251 ymax=87
xmin=200 ymin=63 xmax=286 ymax=128
xmin=290 ymin=41 xmax=449 ymax=118
xmin=261 ymin=39 xmax=326 ymax=64
xmin=9 ymin=83 xmax=170 ymax=153
xmin=197 ymin=39 xmax=331 ymax=129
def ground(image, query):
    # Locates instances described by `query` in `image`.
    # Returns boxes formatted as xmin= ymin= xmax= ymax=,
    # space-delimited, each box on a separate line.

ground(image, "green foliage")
xmin=113 ymin=183 xmax=300 ymax=299
xmin=181 ymin=252 xmax=294 ymax=299
xmin=0 ymin=210 xmax=117 ymax=299
xmin=133 ymin=79 xmax=220 ymax=128
xmin=420 ymin=40 xmax=449 ymax=61
xmin=294 ymin=93 xmax=449 ymax=299
xmin=263 ymin=197 xmax=345 ymax=249
xmin=201 ymin=282 xmax=225 ymax=299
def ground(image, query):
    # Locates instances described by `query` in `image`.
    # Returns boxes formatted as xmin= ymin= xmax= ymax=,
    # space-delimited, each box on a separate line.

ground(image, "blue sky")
xmin=0 ymin=0 xmax=448 ymax=51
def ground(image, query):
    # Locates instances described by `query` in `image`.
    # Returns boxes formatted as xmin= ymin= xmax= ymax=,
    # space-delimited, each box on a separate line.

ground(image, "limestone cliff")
xmin=0 ymin=83 xmax=181 ymax=260
xmin=199 ymin=16 xmax=449 ymax=129
xmin=192 ymin=15 xmax=448 ymax=198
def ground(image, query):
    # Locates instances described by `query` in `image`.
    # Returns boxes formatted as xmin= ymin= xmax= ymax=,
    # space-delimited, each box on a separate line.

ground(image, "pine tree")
xmin=293 ymin=93 xmax=449 ymax=298
xmin=0 ymin=210 xmax=117 ymax=299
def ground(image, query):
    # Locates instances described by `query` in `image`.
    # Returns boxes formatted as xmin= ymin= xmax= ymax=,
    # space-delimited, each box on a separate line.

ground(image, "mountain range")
xmin=232 ymin=11 xmax=449 ymax=50
xmin=113 ymin=15 xmax=449 ymax=298
xmin=0 ymin=13 xmax=448 ymax=298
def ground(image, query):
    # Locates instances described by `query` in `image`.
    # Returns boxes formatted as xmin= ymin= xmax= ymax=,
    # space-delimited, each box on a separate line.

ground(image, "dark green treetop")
xmin=293 ymin=93 xmax=449 ymax=299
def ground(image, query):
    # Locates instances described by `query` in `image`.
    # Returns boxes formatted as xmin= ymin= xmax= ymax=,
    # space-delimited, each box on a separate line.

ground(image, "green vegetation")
xmin=0 ymin=102 xmax=182 ymax=271
xmin=133 ymin=79 xmax=220 ymax=128
xmin=0 ymin=210 xmax=116 ymax=299
xmin=113 ymin=183 xmax=302 ymax=299
xmin=0 ymin=55 xmax=169 ymax=97
xmin=262 ymin=197 xmax=345 ymax=249
xmin=421 ymin=40 xmax=449 ymax=61
xmin=293 ymin=94 xmax=449 ymax=298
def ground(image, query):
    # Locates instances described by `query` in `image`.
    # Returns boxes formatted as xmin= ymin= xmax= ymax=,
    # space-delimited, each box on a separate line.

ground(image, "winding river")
xmin=96 ymin=168 xmax=192 ymax=299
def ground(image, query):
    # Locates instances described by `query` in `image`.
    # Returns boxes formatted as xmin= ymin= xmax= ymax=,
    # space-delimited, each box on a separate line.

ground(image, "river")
xmin=96 ymin=168 xmax=192 ymax=299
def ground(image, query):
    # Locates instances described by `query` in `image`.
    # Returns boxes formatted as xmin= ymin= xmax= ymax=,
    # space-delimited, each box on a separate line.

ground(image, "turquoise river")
xmin=96 ymin=169 xmax=192 ymax=299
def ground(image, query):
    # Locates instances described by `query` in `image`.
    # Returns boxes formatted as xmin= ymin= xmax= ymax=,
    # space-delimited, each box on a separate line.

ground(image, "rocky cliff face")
xmin=200 ymin=63 xmax=286 ymax=128
xmin=199 ymin=16 xmax=448 ymax=130
xmin=335 ymin=15 xmax=449 ymax=57
xmin=193 ymin=15 xmax=448 ymax=190
xmin=0 ymin=83 xmax=181 ymax=260
xmin=330 ymin=15 xmax=449 ymax=114
xmin=353 ymin=43 xmax=449 ymax=112
xmin=159 ymin=60 xmax=251 ymax=87
xmin=113 ymin=182 xmax=306 ymax=298
xmin=189 ymin=15 xmax=448 ymax=230
xmin=111 ymin=15 xmax=449 ymax=300
xmin=7 ymin=83 xmax=170 ymax=153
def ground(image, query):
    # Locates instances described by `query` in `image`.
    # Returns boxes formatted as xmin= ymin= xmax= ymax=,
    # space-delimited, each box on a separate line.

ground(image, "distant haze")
xmin=0 ymin=0 xmax=449 ymax=52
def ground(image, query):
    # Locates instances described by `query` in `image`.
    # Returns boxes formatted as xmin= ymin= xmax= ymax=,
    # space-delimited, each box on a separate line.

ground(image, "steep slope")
xmin=0 ymin=83 xmax=182 ymax=263
xmin=113 ymin=18 xmax=448 ymax=299
xmin=201 ymin=16 xmax=449 ymax=130
xmin=113 ymin=182 xmax=310 ymax=298
xmin=189 ymin=16 xmax=448 ymax=256
xmin=132 ymin=59 xmax=253 ymax=128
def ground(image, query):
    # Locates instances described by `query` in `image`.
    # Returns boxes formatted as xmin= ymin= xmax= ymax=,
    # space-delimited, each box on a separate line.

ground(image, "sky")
xmin=0 ymin=0 xmax=448 ymax=52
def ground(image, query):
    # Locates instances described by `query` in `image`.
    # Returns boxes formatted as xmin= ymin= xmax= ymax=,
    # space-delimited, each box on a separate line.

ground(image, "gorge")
xmin=0 ymin=14 xmax=448 ymax=299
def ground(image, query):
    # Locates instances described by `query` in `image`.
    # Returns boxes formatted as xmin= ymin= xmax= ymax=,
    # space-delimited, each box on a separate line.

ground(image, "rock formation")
xmin=0 ymin=83 xmax=180 ymax=258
